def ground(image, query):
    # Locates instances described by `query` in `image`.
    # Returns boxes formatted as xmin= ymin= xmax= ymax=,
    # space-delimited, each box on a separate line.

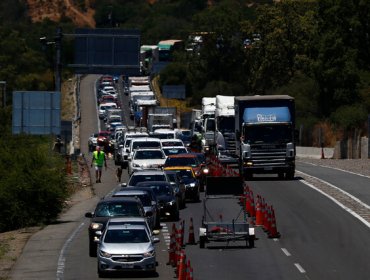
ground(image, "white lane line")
xmin=297 ymin=171 xmax=370 ymax=229
xmin=294 ymin=263 xmax=306 ymax=273
xmin=299 ymin=161 xmax=370 ymax=179
xmin=281 ymin=248 xmax=291 ymax=256
xmin=56 ymin=222 xmax=85 ymax=280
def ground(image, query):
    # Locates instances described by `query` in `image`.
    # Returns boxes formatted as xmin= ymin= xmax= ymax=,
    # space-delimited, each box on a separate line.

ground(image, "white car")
xmin=97 ymin=224 xmax=159 ymax=277
xmin=160 ymin=138 xmax=185 ymax=148
xmin=98 ymin=102 xmax=117 ymax=119
xmin=128 ymin=148 xmax=166 ymax=175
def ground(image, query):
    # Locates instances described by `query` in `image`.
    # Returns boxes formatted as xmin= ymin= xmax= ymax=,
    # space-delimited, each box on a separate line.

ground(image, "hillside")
xmin=26 ymin=0 xmax=96 ymax=28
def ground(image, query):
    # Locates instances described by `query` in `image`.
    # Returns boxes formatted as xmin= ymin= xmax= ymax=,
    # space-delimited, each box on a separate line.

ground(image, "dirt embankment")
xmin=26 ymin=0 xmax=95 ymax=28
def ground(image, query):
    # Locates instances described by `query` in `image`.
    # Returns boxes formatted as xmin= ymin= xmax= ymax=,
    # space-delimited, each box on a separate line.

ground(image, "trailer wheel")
xmin=199 ymin=236 xmax=206 ymax=248
xmin=248 ymin=235 xmax=255 ymax=248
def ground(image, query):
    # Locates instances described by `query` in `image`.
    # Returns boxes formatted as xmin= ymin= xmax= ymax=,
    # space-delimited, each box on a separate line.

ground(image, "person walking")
xmin=91 ymin=146 xmax=107 ymax=183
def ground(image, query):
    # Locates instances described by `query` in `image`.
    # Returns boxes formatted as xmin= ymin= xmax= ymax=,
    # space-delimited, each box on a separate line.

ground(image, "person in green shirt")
xmin=91 ymin=146 xmax=107 ymax=183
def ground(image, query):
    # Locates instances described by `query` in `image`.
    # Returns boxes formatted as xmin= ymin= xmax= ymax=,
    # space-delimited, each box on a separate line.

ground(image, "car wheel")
xmin=97 ymin=265 xmax=108 ymax=278
xmin=89 ymin=241 xmax=97 ymax=257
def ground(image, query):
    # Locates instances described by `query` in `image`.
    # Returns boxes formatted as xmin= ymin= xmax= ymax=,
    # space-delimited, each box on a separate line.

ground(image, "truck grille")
xmin=250 ymin=144 xmax=287 ymax=167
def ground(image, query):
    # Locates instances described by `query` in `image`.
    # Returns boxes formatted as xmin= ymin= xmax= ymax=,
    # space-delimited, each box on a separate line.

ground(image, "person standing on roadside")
xmin=91 ymin=146 xmax=107 ymax=183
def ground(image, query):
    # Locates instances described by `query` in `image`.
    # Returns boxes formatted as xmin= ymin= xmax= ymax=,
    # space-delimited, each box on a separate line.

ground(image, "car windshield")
xmin=94 ymin=202 xmax=141 ymax=217
xmin=113 ymin=194 xmax=152 ymax=206
xmin=177 ymin=170 xmax=194 ymax=179
xmin=161 ymin=141 xmax=182 ymax=147
xmin=133 ymin=141 xmax=161 ymax=149
xmin=129 ymin=175 xmax=167 ymax=186
xmin=134 ymin=150 xmax=164 ymax=159
xmin=149 ymin=184 xmax=172 ymax=196
xmin=163 ymin=148 xmax=187 ymax=156
xmin=165 ymin=157 xmax=199 ymax=167
xmin=104 ymin=229 xmax=149 ymax=243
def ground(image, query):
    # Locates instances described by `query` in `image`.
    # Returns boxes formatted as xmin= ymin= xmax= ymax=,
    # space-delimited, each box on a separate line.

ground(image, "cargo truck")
xmin=214 ymin=95 xmax=238 ymax=164
xmin=235 ymin=95 xmax=296 ymax=180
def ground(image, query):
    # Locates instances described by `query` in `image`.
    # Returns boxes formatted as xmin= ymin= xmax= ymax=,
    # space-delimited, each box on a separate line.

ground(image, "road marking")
xmin=297 ymin=171 xmax=370 ymax=229
xmin=281 ymin=248 xmax=291 ymax=256
xmin=299 ymin=161 xmax=370 ymax=179
xmin=294 ymin=263 xmax=306 ymax=273
xmin=56 ymin=222 xmax=85 ymax=280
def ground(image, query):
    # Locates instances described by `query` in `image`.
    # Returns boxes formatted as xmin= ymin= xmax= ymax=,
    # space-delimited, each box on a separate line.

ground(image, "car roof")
xmin=113 ymin=190 xmax=149 ymax=196
xmin=98 ymin=196 xmax=141 ymax=204
xmin=106 ymin=224 xmax=147 ymax=231
xmin=107 ymin=216 xmax=147 ymax=223
xmin=166 ymin=153 xmax=197 ymax=158
xmin=130 ymin=169 xmax=166 ymax=176
xmin=136 ymin=181 xmax=172 ymax=187
xmin=164 ymin=166 xmax=194 ymax=172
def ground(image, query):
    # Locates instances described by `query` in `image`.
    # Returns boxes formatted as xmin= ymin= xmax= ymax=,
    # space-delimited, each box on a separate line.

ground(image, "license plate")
xmin=120 ymin=263 xmax=134 ymax=269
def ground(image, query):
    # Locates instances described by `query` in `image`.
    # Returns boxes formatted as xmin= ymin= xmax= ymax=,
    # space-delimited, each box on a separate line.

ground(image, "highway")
xmin=11 ymin=75 xmax=370 ymax=280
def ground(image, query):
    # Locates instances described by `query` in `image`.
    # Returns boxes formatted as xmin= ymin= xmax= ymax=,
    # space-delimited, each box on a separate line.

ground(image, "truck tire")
xmin=199 ymin=236 xmax=206 ymax=248
xmin=286 ymin=170 xmax=295 ymax=180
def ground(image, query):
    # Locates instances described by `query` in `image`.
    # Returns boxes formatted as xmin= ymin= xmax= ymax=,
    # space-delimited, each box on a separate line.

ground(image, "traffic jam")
xmin=86 ymin=74 xmax=217 ymax=278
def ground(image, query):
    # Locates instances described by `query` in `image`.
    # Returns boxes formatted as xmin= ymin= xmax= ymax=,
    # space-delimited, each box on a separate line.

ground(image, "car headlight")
xmin=167 ymin=200 xmax=176 ymax=206
xmin=91 ymin=223 xmax=103 ymax=230
xmin=143 ymin=250 xmax=155 ymax=258
xmin=203 ymin=168 xmax=209 ymax=174
xmin=99 ymin=250 xmax=112 ymax=258
xmin=186 ymin=183 xmax=196 ymax=188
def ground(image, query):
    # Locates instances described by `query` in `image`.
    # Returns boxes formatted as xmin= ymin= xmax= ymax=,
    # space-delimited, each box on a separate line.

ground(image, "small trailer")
xmin=199 ymin=176 xmax=255 ymax=248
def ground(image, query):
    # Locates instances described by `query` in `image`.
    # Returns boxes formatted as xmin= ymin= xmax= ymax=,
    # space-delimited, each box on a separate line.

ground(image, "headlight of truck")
xmin=202 ymin=168 xmax=209 ymax=174
xmin=186 ymin=182 xmax=196 ymax=188
xmin=286 ymin=143 xmax=295 ymax=158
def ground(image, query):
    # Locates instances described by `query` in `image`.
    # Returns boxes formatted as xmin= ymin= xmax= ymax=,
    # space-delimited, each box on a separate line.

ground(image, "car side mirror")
xmin=85 ymin=212 xmax=93 ymax=218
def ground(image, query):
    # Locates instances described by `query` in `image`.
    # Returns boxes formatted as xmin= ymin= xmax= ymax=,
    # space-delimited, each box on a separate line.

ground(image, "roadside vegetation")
xmin=0 ymin=0 xmax=370 ymax=232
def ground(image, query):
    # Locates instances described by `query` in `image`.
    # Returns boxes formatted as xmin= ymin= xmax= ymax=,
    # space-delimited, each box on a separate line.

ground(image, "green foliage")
xmin=330 ymin=104 xmax=367 ymax=130
xmin=0 ymin=132 xmax=68 ymax=232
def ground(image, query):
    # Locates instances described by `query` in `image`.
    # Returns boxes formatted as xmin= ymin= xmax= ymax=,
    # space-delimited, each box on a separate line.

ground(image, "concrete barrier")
xmin=296 ymin=146 xmax=334 ymax=159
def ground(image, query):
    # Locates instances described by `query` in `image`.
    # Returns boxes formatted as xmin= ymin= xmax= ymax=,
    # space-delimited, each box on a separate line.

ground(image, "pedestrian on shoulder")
xmin=91 ymin=146 xmax=107 ymax=183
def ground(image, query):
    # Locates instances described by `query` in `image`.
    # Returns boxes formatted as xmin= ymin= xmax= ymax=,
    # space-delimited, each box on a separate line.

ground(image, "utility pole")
xmin=55 ymin=27 xmax=63 ymax=92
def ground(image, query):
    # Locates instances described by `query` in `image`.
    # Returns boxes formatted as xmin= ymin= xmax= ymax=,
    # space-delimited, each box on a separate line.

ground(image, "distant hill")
xmin=26 ymin=0 xmax=96 ymax=28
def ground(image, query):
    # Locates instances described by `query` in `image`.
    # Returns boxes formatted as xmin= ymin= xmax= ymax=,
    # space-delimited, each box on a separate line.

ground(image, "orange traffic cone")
xmin=268 ymin=206 xmax=281 ymax=238
xmin=167 ymin=223 xmax=177 ymax=266
xmin=187 ymin=217 xmax=196 ymax=245
xmin=177 ymin=250 xmax=187 ymax=279
xmin=181 ymin=219 xmax=185 ymax=248
xmin=255 ymin=195 xmax=263 ymax=226
xmin=263 ymin=204 xmax=270 ymax=232
xmin=186 ymin=259 xmax=193 ymax=280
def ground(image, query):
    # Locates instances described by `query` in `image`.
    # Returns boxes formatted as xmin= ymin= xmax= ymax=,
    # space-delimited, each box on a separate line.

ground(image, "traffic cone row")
xmin=248 ymin=192 xmax=281 ymax=238
xmin=176 ymin=249 xmax=194 ymax=280
xmin=167 ymin=223 xmax=177 ymax=266
xmin=168 ymin=218 xmax=198 ymax=279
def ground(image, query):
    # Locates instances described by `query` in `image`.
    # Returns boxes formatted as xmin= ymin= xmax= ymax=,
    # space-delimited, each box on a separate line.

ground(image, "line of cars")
xmin=85 ymin=74 xmax=211 ymax=277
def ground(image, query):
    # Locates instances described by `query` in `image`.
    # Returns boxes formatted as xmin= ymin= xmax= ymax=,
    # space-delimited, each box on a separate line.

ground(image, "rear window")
xmin=132 ymin=141 xmax=161 ymax=149
xmin=95 ymin=201 xmax=142 ymax=217
xmin=164 ymin=157 xmax=199 ymax=167
xmin=129 ymin=174 xmax=167 ymax=186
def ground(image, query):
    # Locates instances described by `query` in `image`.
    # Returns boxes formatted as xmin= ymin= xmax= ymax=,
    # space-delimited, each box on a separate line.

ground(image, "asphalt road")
xmin=11 ymin=75 xmax=370 ymax=280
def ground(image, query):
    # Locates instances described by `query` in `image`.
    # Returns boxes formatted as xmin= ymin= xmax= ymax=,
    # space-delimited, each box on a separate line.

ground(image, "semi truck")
xmin=235 ymin=95 xmax=296 ymax=180
xmin=157 ymin=39 xmax=184 ymax=62
xmin=201 ymin=97 xmax=216 ymax=153
xmin=214 ymin=95 xmax=238 ymax=164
